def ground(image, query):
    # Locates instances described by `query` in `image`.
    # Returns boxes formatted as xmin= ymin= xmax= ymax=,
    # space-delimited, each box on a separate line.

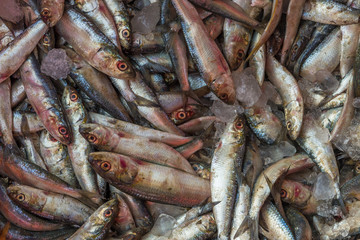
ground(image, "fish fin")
xmin=77 ymin=190 xmax=102 ymax=210
xmin=183 ymin=90 xmax=204 ymax=107
xmin=133 ymin=95 xmax=160 ymax=108
xmin=0 ymin=222 xmax=10 ymax=240
xmin=235 ymin=216 xmax=259 ymax=240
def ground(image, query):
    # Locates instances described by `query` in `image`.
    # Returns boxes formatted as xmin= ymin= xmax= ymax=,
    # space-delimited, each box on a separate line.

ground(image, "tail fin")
xmin=235 ymin=216 xmax=259 ymax=240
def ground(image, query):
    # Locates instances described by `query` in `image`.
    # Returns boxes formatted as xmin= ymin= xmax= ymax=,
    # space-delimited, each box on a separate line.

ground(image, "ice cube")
xmin=210 ymin=100 xmax=243 ymax=122
xmin=40 ymin=49 xmax=70 ymax=80
xmin=315 ymin=70 xmax=339 ymax=94
xmin=260 ymin=141 xmax=297 ymax=165
xmin=353 ymin=97 xmax=360 ymax=108
xmin=150 ymin=214 xmax=176 ymax=236
xmin=0 ymin=0 xmax=23 ymax=23
xmin=313 ymin=172 xmax=336 ymax=201
xmin=233 ymin=67 xmax=262 ymax=107
xmin=131 ymin=2 xmax=160 ymax=34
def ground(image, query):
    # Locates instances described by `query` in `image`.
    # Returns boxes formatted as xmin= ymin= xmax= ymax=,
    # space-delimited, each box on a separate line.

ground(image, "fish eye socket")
xmin=17 ymin=193 xmax=25 ymax=202
xmin=122 ymin=29 xmax=130 ymax=38
xmin=70 ymin=93 xmax=78 ymax=101
xmin=280 ymin=189 xmax=287 ymax=198
xmin=117 ymin=61 xmax=128 ymax=71
xmin=104 ymin=209 xmax=113 ymax=217
xmin=219 ymin=93 xmax=228 ymax=100
xmin=41 ymin=8 xmax=51 ymax=17
xmin=238 ymin=50 xmax=244 ymax=59
xmin=86 ymin=134 xmax=97 ymax=143
xmin=286 ymin=121 xmax=292 ymax=130
xmin=43 ymin=36 xmax=50 ymax=44
xmin=234 ymin=121 xmax=243 ymax=130
xmin=356 ymin=165 xmax=360 ymax=172
xmin=293 ymin=45 xmax=298 ymax=51
xmin=176 ymin=111 xmax=187 ymax=120
xmin=58 ymin=126 xmax=68 ymax=135
xmin=100 ymin=161 xmax=111 ymax=172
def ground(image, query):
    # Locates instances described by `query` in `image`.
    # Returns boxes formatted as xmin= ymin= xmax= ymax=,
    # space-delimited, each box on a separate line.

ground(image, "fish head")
xmin=88 ymin=152 xmax=138 ymax=184
xmin=40 ymin=0 xmax=64 ymax=27
xmin=95 ymin=47 xmax=135 ymax=80
xmin=281 ymin=179 xmax=312 ymax=207
xmin=79 ymin=123 xmax=108 ymax=146
xmin=7 ymin=185 xmax=44 ymax=211
xmin=211 ymin=74 xmax=236 ymax=104
xmin=230 ymin=115 xmax=246 ymax=144
xmin=284 ymin=100 xmax=303 ymax=140
xmin=89 ymin=198 xmax=119 ymax=235
xmin=45 ymin=112 xmax=72 ymax=145
xmin=39 ymin=29 xmax=55 ymax=53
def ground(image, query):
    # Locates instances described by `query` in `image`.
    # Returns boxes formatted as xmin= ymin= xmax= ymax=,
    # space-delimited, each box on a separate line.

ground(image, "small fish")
xmin=88 ymin=151 xmax=210 ymax=207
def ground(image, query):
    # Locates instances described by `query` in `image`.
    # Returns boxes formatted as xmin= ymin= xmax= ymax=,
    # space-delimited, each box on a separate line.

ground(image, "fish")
xmin=88 ymin=151 xmax=210 ymax=207
xmin=7 ymin=184 xmax=93 ymax=226
xmin=266 ymin=54 xmax=304 ymax=140
xmin=285 ymin=206 xmax=312 ymax=240
xmin=0 ymin=179 xmax=64 ymax=231
xmin=171 ymin=0 xmax=236 ymax=104
xmin=55 ymin=7 xmax=135 ymax=80
xmin=79 ymin=123 xmax=195 ymax=174
xmin=211 ymin=115 xmax=246 ymax=239
xmin=0 ymin=19 xmax=48 ymax=83
xmin=20 ymin=53 xmax=72 ymax=145
xmin=62 ymin=86 xmax=102 ymax=203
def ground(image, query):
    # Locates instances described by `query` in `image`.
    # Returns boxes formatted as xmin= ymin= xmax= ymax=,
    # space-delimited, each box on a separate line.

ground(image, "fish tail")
xmin=235 ymin=216 xmax=258 ymax=239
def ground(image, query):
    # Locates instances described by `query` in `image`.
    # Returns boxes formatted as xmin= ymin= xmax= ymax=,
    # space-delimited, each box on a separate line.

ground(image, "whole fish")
xmin=79 ymin=123 xmax=195 ymax=174
xmin=88 ymin=151 xmax=210 ymax=207
xmin=55 ymin=7 xmax=135 ymax=80
xmin=7 ymin=185 xmax=93 ymax=226
xmin=89 ymin=112 xmax=192 ymax=146
xmin=266 ymin=54 xmax=304 ymax=140
xmin=20 ymin=53 xmax=72 ymax=145
xmin=68 ymin=199 xmax=119 ymax=240
xmin=62 ymin=86 xmax=101 ymax=203
xmin=211 ymin=115 xmax=246 ymax=239
xmin=171 ymin=0 xmax=236 ymax=104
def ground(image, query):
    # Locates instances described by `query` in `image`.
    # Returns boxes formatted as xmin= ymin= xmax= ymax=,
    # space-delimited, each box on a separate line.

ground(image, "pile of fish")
xmin=0 ymin=0 xmax=359 ymax=239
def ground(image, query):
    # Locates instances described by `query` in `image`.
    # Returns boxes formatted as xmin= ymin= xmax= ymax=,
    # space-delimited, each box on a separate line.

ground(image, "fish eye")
xmin=104 ymin=209 xmax=113 ymax=217
xmin=293 ymin=45 xmax=298 ymax=51
xmin=86 ymin=134 xmax=97 ymax=143
xmin=117 ymin=61 xmax=128 ymax=71
xmin=122 ymin=29 xmax=130 ymax=38
xmin=100 ymin=161 xmax=111 ymax=172
xmin=219 ymin=93 xmax=228 ymax=100
xmin=356 ymin=165 xmax=360 ymax=173
xmin=41 ymin=8 xmax=51 ymax=17
xmin=238 ymin=50 xmax=245 ymax=59
xmin=58 ymin=126 xmax=68 ymax=135
xmin=176 ymin=111 xmax=187 ymax=120
xmin=286 ymin=121 xmax=292 ymax=130
xmin=70 ymin=93 xmax=78 ymax=101
xmin=280 ymin=189 xmax=287 ymax=198
xmin=16 ymin=193 xmax=25 ymax=202
xmin=234 ymin=120 xmax=243 ymax=130
xmin=43 ymin=36 xmax=50 ymax=44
